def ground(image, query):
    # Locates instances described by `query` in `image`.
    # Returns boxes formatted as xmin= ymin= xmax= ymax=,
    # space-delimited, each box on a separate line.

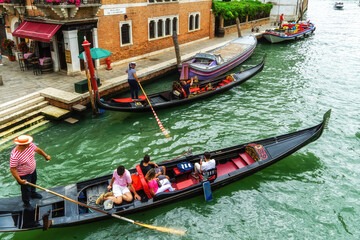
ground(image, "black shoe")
xmin=24 ymin=203 xmax=34 ymax=211
xmin=31 ymin=192 xmax=43 ymax=199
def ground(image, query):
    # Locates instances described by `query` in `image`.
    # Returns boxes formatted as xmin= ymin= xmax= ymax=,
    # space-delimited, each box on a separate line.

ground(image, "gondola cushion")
xmin=177 ymin=162 xmax=194 ymax=173
xmin=131 ymin=174 xmax=142 ymax=191
xmin=239 ymin=153 xmax=255 ymax=165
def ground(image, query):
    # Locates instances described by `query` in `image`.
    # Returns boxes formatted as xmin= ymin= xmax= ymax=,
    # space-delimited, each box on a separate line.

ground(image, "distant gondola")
xmin=178 ymin=35 xmax=257 ymax=81
xmin=96 ymin=58 xmax=265 ymax=112
xmin=0 ymin=110 xmax=330 ymax=232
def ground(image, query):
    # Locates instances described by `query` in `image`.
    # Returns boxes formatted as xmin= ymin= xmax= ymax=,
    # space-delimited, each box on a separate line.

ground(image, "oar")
xmin=26 ymin=182 xmax=185 ymax=235
xmin=138 ymin=82 xmax=171 ymax=138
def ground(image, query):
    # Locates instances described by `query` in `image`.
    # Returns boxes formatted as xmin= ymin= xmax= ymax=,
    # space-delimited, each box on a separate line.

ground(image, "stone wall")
xmin=224 ymin=17 xmax=270 ymax=35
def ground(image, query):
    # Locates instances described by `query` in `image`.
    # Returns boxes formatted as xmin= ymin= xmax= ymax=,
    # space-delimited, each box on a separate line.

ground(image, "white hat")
xmin=14 ymin=135 xmax=33 ymax=145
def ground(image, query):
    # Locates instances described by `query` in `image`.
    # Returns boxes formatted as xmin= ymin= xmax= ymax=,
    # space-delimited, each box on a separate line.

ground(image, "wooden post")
xmin=236 ymin=18 xmax=242 ymax=37
xmin=172 ymin=31 xmax=182 ymax=67
xmin=220 ymin=15 xmax=224 ymax=28
xmin=82 ymin=39 xmax=99 ymax=115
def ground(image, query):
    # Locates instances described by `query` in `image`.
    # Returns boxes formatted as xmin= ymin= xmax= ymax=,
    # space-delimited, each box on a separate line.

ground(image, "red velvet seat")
xmin=223 ymin=79 xmax=231 ymax=84
xmin=232 ymin=157 xmax=247 ymax=168
xmin=239 ymin=153 xmax=255 ymax=165
xmin=136 ymin=165 xmax=152 ymax=199
xmin=190 ymin=87 xmax=200 ymax=93
xmin=175 ymin=179 xmax=194 ymax=190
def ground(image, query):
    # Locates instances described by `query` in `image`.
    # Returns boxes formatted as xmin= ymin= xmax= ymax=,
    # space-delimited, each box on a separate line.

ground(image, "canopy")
xmin=78 ymin=48 xmax=112 ymax=60
xmin=12 ymin=21 xmax=61 ymax=43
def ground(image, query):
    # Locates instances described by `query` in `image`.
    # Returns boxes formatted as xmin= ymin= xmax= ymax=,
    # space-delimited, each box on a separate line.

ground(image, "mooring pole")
xmin=172 ymin=31 xmax=182 ymax=67
xmin=236 ymin=17 xmax=242 ymax=37
xmin=82 ymin=39 xmax=99 ymax=114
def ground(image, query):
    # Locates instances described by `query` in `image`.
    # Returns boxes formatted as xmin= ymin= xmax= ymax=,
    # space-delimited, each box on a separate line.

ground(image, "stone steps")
xmin=0 ymin=101 xmax=49 ymax=125
xmin=0 ymin=115 xmax=47 ymax=139
xmin=0 ymin=93 xmax=52 ymax=145
xmin=0 ymin=120 xmax=50 ymax=148
xmin=0 ymin=96 xmax=46 ymax=119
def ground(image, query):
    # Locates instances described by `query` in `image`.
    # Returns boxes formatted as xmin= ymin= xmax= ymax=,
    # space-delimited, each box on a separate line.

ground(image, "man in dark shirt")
xmin=140 ymin=154 xmax=167 ymax=180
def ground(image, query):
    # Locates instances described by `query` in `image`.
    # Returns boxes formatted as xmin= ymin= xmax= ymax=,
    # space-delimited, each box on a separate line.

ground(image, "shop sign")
xmin=65 ymin=50 xmax=72 ymax=63
xmin=104 ymin=8 xmax=126 ymax=16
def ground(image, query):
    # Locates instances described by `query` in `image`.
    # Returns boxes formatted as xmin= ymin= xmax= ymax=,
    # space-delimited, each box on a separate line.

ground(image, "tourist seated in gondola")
xmin=140 ymin=154 xmax=169 ymax=180
xmin=145 ymin=169 xmax=175 ymax=196
xmin=192 ymin=152 xmax=216 ymax=178
xmin=180 ymin=77 xmax=194 ymax=98
xmin=96 ymin=165 xmax=141 ymax=205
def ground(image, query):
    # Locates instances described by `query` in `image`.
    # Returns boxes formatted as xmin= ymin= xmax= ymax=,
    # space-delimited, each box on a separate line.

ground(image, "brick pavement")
xmin=0 ymin=24 xmax=269 ymax=105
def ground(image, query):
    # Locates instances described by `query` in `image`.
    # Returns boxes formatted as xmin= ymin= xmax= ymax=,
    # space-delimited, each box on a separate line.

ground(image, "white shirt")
xmin=201 ymin=159 xmax=216 ymax=172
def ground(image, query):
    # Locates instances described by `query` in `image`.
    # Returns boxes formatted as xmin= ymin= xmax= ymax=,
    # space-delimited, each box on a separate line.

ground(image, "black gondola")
xmin=96 ymin=58 xmax=265 ymax=112
xmin=0 ymin=110 xmax=330 ymax=232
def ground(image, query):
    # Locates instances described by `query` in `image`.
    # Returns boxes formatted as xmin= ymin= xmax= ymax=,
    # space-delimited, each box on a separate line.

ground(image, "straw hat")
xmin=14 ymin=135 xmax=33 ymax=145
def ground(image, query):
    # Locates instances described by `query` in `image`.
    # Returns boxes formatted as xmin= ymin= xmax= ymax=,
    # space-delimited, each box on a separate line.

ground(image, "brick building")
xmin=0 ymin=0 xmax=214 ymax=75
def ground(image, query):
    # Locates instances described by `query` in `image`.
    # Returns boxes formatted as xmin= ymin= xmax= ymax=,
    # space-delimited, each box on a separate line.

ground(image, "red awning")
xmin=12 ymin=21 xmax=61 ymax=43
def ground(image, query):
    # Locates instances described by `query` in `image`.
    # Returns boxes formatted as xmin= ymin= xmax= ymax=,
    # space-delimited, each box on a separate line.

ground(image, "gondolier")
xmin=126 ymin=62 xmax=140 ymax=101
xmin=10 ymin=135 xmax=51 ymax=210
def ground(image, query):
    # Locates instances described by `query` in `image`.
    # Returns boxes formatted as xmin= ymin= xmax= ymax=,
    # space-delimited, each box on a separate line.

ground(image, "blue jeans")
xmin=19 ymin=170 xmax=37 ymax=205
xmin=128 ymin=79 xmax=139 ymax=99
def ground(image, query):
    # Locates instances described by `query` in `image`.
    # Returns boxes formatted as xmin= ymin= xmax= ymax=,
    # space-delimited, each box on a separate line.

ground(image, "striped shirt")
xmin=10 ymin=143 xmax=37 ymax=176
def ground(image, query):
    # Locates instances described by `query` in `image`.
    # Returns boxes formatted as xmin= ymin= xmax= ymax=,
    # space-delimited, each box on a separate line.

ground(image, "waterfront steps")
xmin=0 ymin=93 xmax=50 ymax=144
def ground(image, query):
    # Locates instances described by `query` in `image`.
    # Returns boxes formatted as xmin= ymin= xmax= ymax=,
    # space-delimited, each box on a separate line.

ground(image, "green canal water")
xmin=1 ymin=0 xmax=360 ymax=239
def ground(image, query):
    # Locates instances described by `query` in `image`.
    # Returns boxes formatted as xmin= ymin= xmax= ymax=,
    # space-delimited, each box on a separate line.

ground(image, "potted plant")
xmin=1 ymin=39 xmax=15 ymax=61
xmin=18 ymin=42 xmax=29 ymax=53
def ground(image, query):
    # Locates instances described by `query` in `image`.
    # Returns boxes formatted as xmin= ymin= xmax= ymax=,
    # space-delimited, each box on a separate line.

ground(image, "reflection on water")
xmin=1 ymin=0 xmax=360 ymax=238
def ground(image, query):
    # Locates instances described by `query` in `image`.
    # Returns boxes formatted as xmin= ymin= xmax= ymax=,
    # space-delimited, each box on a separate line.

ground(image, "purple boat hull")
xmin=179 ymin=35 xmax=257 ymax=81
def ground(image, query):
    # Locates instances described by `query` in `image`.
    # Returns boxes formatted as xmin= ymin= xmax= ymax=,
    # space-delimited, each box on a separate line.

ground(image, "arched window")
xmin=195 ymin=14 xmax=200 ymax=29
xmin=158 ymin=19 xmax=163 ymax=37
xmin=149 ymin=20 xmax=156 ymax=39
xmin=165 ymin=18 xmax=171 ymax=36
xmin=189 ymin=15 xmax=194 ymax=31
xmin=121 ymin=23 xmax=130 ymax=45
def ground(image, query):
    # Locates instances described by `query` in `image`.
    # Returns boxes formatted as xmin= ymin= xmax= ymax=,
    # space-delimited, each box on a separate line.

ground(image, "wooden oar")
xmin=26 ymin=182 xmax=185 ymax=235
xmin=138 ymin=82 xmax=171 ymax=138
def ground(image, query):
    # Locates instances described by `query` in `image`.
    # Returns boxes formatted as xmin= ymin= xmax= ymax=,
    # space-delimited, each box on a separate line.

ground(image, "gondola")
xmin=178 ymin=35 xmax=257 ymax=81
xmin=0 ymin=110 xmax=331 ymax=232
xmin=96 ymin=58 xmax=265 ymax=112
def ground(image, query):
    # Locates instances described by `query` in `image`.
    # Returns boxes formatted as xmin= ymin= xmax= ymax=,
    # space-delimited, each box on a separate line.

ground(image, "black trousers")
xmin=128 ymin=79 xmax=139 ymax=99
xmin=19 ymin=170 xmax=37 ymax=205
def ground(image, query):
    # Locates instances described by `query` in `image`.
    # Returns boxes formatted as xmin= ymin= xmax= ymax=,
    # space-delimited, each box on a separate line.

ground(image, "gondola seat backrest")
xmin=199 ymin=168 xmax=217 ymax=181
xmin=135 ymin=165 xmax=153 ymax=199
xmin=131 ymin=174 xmax=143 ymax=191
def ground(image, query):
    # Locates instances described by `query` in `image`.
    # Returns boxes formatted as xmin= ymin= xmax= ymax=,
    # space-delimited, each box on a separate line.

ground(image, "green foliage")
xmin=212 ymin=0 xmax=273 ymax=21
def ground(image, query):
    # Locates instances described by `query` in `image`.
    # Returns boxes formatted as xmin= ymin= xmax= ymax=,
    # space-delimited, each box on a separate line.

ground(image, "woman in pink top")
xmin=145 ymin=169 xmax=174 ymax=197
xmin=9 ymin=135 xmax=51 ymax=210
